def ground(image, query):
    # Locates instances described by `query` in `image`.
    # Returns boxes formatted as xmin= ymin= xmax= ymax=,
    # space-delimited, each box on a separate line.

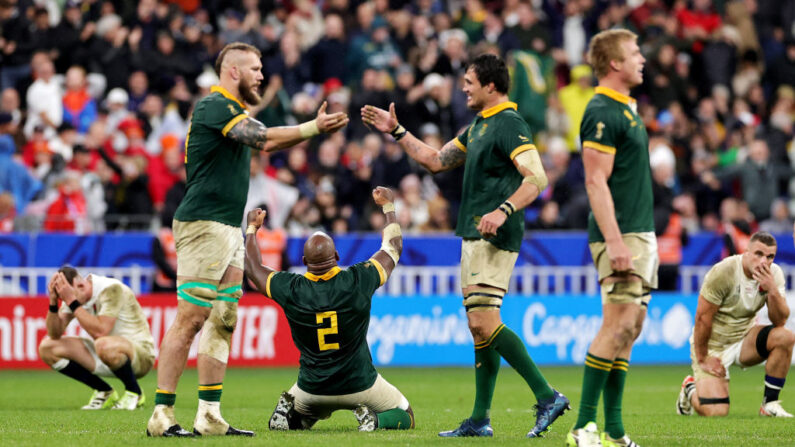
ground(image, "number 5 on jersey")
xmin=316 ymin=311 xmax=340 ymax=351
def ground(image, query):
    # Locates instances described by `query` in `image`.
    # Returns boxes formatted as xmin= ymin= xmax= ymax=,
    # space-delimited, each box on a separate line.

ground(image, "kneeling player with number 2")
xmin=244 ymin=186 xmax=414 ymax=431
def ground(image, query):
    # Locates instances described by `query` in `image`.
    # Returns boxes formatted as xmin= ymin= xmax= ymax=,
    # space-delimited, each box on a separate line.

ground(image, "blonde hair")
xmin=587 ymin=29 xmax=638 ymax=79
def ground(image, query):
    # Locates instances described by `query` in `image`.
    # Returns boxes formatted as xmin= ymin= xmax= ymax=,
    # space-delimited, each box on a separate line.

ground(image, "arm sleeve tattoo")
xmin=438 ymin=141 xmax=466 ymax=170
xmin=227 ymin=117 xmax=269 ymax=150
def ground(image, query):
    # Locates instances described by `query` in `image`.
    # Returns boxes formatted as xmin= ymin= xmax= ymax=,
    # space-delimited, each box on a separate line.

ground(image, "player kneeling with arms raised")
xmin=39 ymin=266 xmax=155 ymax=410
xmin=677 ymin=231 xmax=795 ymax=418
xmin=244 ymin=187 xmax=414 ymax=431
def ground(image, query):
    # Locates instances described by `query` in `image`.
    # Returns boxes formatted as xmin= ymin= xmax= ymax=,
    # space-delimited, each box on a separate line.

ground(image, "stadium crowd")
xmin=0 ymin=0 xmax=793 ymax=241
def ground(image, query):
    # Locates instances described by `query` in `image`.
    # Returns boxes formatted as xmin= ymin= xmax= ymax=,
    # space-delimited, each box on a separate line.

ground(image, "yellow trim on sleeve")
xmin=369 ymin=258 xmax=387 ymax=286
xmin=583 ymin=141 xmax=617 ymax=154
xmin=509 ymin=143 xmax=536 ymax=160
xmin=221 ymin=114 xmax=248 ymax=137
xmin=453 ymin=138 xmax=467 ymax=152
xmin=265 ymin=272 xmax=274 ymax=299
xmin=304 ymin=266 xmax=342 ymax=282
xmin=198 ymin=384 xmax=223 ymax=391
xmin=480 ymin=101 xmax=518 ymax=118
xmin=210 ymin=85 xmax=248 ymax=110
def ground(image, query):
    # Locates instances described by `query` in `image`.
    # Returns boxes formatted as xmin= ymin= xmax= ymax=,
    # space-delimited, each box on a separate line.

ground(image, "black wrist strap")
xmin=68 ymin=300 xmax=80 ymax=312
xmin=390 ymin=123 xmax=407 ymax=141
xmin=49 ymin=304 xmax=59 ymax=313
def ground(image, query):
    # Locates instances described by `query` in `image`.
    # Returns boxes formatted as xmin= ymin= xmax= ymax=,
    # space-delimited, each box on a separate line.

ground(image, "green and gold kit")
xmin=175 ymin=86 xmax=252 ymax=227
xmin=264 ymin=260 xmax=388 ymax=395
xmin=454 ymin=102 xmax=538 ymax=252
xmin=581 ymin=86 xmax=654 ymax=242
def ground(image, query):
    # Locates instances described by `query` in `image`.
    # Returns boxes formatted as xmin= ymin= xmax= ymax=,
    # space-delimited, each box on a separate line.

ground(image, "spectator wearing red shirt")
xmin=43 ymin=170 xmax=87 ymax=232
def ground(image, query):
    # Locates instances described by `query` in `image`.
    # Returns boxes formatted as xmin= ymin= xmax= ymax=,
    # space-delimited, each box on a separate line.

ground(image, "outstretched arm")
xmin=370 ymin=187 xmax=402 ymax=279
xmin=228 ymin=101 xmax=349 ymax=152
xmin=361 ymin=103 xmax=465 ymax=173
xmin=244 ymin=208 xmax=277 ymax=294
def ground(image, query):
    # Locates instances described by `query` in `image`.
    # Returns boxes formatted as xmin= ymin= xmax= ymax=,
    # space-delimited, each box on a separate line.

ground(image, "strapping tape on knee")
xmin=198 ymin=301 xmax=238 ymax=363
xmin=177 ymin=282 xmax=218 ymax=308
xmin=601 ymin=280 xmax=644 ymax=303
xmin=698 ymin=396 xmax=729 ymax=405
xmin=463 ymin=287 xmax=504 ymax=312
xmin=217 ymin=283 xmax=243 ymax=302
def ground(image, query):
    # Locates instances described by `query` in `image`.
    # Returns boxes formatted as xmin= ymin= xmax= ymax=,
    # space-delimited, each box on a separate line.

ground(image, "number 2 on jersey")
xmin=316 ymin=311 xmax=340 ymax=351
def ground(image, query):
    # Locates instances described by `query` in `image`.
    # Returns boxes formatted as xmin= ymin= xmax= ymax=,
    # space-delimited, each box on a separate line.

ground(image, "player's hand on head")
xmin=53 ymin=273 xmax=76 ymax=303
xmin=361 ymin=103 xmax=398 ymax=133
xmin=316 ymin=101 xmax=349 ymax=134
xmin=372 ymin=186 xmax=394 ymax=205
xmin=606 ymin=239 xmax=634 ymax=273
xmin=476 ymin=209 xmax=507 ymax=239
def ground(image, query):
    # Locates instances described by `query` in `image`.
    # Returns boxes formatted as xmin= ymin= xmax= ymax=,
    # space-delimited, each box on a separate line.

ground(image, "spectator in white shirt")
xmin=24 ymin=53 xmax=63 ymax=140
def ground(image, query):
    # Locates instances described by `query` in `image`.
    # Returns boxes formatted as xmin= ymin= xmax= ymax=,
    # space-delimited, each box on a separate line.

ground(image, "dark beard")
xmin=239 ymin=78 xmax=261 ymax=105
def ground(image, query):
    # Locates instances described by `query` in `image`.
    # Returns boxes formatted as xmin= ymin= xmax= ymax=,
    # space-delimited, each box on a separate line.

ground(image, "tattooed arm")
xmin=227 ymin=102 xmax=349 ymax=152
xmin=361 ymin=102 xmax=465 ymax=173
xmin=397 ymin=135 xmax=466 ymax=173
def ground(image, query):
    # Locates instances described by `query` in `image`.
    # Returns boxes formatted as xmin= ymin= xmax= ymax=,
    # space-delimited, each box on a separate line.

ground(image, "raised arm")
xmin=228 ymin=101 xmax=349 ymax=152
xmin=45 ymin=275 xmax=72 ymax=339
xmin=370 ymin=187 xmax=402 ymax=279
xmin=244 ymin=208 xmax=277 ymax=294
xmin=583 ymin=147 xmax=633 ymax=273
xmin=361 ymin=103 xmax=465 ymax=173
xmin=52 ymin=273 xmax=115 ymax=339
xmin=754 ymin=263 xmax=790 ymax=327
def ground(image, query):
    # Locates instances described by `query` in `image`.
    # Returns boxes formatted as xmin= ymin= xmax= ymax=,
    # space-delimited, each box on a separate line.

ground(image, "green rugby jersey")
xmin=174 ymin=86 xmax=252 ymax=227
xmin=581 ymin=86 xmax=654 ymax=243
xmin=264 ymin=260 xmax=387 ymax=395
xmin=454 ymin=101 xmax=537 ymax=252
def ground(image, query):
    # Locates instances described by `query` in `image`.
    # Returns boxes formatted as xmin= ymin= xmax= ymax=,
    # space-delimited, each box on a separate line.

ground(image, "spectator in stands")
xmin=83 ymin=13 xmax=135 ymax=91
xmin=394 ymin=174 xmax=428 ymax=232
xmin=0 ymin=0 xmax=32 ymax=90
xmin=109 ymin=157 xmax=153 ymax=230
xmin=0 ymin=113 xmax=41 ymax=213
xmin=527 ymin=200 xmax=565 ymax=230
xmin=419 ymin=195 xmax=452 ymax=233
xmin=714 ymin=138 xmax=791 ymax=221
xmin=511 ymin=2 xmax=552 ymax=54
xmin=760 ymin=199 xmax=793 ymax=235
xmin=307 ymin=13 xmax=348 ymax=84
xmin=0 ymin=87 xmax=21 ymax=126
xmin=62 ymin=65 xmax=97 ymax=134
xmin=372 ymin=138 xmax=412 ymax=190
xmin=43 ymin=170 xmax=87 ymax=233
xmin=0 ymin=191 xmax=14 ymax=231
xmin=559 ymin=65 xmax=595 ymax=150
xmin=24 ymin=52 xmax=62 ymax=140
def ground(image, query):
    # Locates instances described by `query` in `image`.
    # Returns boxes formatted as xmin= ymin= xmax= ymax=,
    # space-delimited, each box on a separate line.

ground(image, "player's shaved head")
xmin=214 ymin=42 xmax=261 ymax=75
xmin=303 ymin=232 xmax=338 ymax=268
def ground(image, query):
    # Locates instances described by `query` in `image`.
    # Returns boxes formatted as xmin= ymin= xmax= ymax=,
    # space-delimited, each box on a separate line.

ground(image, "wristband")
xmin=382 ymin=202 xmax=395 ymax=214
xmin=389 ymin=123 xmax=407 ymax=141
xmin=246 ymin=224 xmax=258 ymax=235
xmin=298 ymin=119 xmax=320 ymax=138
xmin=68 ymin=300 xmax=80 ymax=312
xmin=498 ymin=200 xmax=516 ymax=217
xmin=49 ymin=304 xmax=58 ymax=313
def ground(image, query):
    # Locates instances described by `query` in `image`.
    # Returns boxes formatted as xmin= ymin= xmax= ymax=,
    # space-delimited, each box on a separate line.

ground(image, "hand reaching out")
xmin=361 ymin=103 xmax=399 ymax=133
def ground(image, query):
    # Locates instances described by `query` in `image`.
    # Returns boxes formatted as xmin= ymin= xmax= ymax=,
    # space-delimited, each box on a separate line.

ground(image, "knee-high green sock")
xmin=574 ymin=352 xmax=613 ymax=429
xmin=490 ymin=324 xmax=554 ymax=401
xmin=470 ymin=342 xmax=501 ymax=421
xmin=604 ymin=358 xmax=628 ymax=439
xmin=376 ymin=408 xmax=413 ymax=429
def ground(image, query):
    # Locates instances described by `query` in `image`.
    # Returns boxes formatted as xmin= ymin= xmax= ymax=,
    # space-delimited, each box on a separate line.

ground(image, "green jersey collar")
xmin=210 ymin=85 xmax=248 ymax=110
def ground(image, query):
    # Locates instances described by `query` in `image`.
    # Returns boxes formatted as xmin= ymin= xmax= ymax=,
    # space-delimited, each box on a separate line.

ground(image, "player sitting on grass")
xmin=244 ymin=187 xmax=415 ymax=432
xmin=677 ymin=231 xmax=795 ymax=418
xmin=39 ymin=266 xmax=155 ymax=410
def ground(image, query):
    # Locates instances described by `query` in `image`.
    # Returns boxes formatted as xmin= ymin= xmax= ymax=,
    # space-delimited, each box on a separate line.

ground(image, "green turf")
xmin=0 ymin=365 xmax=790 ymax=446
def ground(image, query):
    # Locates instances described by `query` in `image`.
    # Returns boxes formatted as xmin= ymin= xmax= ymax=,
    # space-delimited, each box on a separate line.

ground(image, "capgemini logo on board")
xmin=522 ymin=302 xmax=694 ymax=362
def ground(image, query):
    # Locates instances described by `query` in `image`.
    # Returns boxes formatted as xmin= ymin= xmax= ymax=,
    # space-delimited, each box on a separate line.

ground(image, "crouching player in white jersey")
xmin=677 ymin=231 xmax=795 ymax=418
xmin=39 ymin=266 xmax=156 ymax=410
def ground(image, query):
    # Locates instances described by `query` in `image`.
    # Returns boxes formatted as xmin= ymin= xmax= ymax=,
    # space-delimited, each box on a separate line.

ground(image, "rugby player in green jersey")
xmin=146 ymin=42 xmax=348 ymax=438
xmin=244 ymin=187 xmax=415 ymax=432
xmin=567 ymin=29 xmax=655 ymax=447
xmin=361 ymin=54 xmax=569 ymax=438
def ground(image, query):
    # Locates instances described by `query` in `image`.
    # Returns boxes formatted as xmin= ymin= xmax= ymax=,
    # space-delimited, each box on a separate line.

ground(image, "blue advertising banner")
xmin=367 ymin=293 xmax=698 ymax=366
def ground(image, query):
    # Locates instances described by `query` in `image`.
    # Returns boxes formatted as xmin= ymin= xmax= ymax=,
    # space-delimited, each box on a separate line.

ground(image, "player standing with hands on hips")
xmin=362 ymin=53 xmax=569 ymax=438
xmin=146 ymin=42 xmax=348 ymax=437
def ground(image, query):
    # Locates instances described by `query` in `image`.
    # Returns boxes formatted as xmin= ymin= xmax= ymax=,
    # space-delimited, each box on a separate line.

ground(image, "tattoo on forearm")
xmin=227 ymin=117 xmax=269 ymax=150
xmin=439 ymin=142 xmax=466 ymax=169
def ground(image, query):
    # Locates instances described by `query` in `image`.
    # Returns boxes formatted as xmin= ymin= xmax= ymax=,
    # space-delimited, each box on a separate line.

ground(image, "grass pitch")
xmin=0 ymin=365 xmax=791 ymax=446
